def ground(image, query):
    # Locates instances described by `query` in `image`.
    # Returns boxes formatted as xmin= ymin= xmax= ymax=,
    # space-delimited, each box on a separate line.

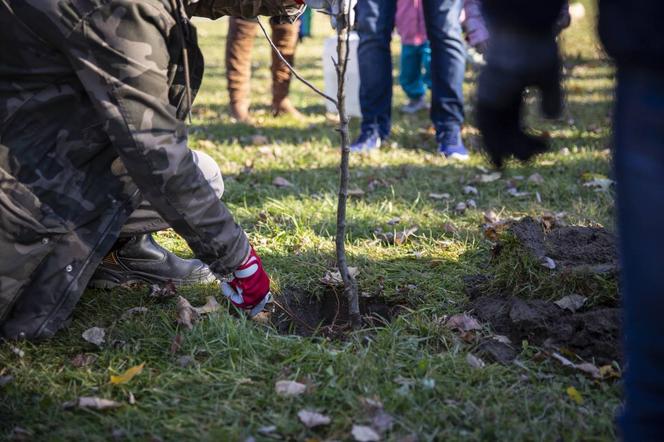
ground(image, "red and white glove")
xmin=221 ymin=247 xmax=271 ymax=317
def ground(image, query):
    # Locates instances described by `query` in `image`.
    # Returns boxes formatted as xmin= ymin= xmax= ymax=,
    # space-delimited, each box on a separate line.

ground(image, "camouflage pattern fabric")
xmin=0 ymin=0 xmax=289 ymax=339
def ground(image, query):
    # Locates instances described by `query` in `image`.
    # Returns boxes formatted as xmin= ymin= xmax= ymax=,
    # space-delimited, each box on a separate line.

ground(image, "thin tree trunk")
xmin=334 ymin=4 xmax=361 ymax=329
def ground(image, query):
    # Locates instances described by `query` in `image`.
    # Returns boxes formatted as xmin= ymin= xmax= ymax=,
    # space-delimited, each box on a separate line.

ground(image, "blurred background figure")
xmin=351 ymin=0 xmax=468 ymax=160
xmin=396 ymin=0 xmax=431 ymax=114
xmin=226 ymin=17 xmax=302 ymax=123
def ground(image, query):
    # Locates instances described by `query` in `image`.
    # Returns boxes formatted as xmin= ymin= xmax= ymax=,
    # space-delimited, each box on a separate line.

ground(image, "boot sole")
xmin=88 ymin=268 xmax=217 ymax=289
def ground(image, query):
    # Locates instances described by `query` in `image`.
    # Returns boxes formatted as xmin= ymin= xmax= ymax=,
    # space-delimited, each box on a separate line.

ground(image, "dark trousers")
xmin=615 ymin=66 xmax=664 ymax=440
xmin=356 ymin=0 xmax=465 ymax=138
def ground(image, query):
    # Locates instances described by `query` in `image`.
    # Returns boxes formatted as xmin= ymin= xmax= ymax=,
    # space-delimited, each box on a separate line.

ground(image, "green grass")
xmin=0 ymin=3 xmax=621 ymax=440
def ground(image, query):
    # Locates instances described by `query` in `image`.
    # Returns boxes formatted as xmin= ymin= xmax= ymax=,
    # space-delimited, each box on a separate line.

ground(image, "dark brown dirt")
xmin=268 ymin=286 xmax=402 ymax=337
xmin=509 ymin=217 xmax=618 ymax=274
xmin=469 ymin=294 xmax=621 ymax=365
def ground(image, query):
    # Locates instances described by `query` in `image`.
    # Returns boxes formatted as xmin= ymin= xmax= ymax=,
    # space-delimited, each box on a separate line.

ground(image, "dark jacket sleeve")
xmin=60 ymin=0 xmax=249 ymax=275
xmin=481 ymin=0 xmax=565 ymax=34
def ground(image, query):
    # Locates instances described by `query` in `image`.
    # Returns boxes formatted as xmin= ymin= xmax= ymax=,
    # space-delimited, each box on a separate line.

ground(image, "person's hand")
xmin=476 ymin=29 xmax=563 ymax=168
xmin=221 ymin=247 xmax=271 ymax=316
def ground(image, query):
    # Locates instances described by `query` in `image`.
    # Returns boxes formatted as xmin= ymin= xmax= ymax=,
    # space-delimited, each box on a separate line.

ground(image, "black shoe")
xmin=89 ymin=234 xmax=216 ymax=289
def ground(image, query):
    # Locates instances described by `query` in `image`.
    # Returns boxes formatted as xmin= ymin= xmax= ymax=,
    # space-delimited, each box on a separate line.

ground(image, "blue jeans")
xmin=615 ymin=67 xmax=664 ymax=441
xmin=357 ymin=0 xmax=465 ymax=138
xmin=399 ymin=42 xmax=432 ymax=100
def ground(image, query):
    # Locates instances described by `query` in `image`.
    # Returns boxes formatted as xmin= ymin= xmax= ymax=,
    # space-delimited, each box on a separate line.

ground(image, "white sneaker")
xmin=401 ymin=96 xmax=429 ymax=114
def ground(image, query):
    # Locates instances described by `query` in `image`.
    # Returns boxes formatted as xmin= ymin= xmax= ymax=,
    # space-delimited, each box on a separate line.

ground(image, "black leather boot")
xmin=89 ymin=234 xmax=216 ymax=288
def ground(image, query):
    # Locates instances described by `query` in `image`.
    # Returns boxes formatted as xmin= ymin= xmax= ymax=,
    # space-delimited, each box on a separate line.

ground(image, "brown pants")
xmin=225 ymin=17 xmax=300 ymax=109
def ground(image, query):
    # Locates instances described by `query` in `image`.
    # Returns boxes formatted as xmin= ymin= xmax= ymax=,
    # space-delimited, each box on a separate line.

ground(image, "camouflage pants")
xmin=120 ymin=150 xmax=224 ymax=236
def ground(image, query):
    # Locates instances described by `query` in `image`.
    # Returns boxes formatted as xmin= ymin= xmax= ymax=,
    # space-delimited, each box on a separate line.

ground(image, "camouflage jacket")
xmin=0 ymin=0 xmax=297 ymax=340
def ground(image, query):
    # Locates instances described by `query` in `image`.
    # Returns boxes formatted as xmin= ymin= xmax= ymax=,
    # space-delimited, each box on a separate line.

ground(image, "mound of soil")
xmin=469 ymin=293 xmax=620 ymax=364
xmin=509 ymin=217 xmax=618 ymax=274
xmin=269 ymin=287 xmax=402 ymax=337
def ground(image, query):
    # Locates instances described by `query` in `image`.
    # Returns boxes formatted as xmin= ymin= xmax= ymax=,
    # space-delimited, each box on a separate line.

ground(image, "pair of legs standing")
xmin=353 ymin=0 xmax=467 ymax=158
xmin=400 ymin=42 xmax=432 ymax=113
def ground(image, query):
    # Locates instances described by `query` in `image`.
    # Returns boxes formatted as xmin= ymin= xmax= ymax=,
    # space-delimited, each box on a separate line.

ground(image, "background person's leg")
xmin=422 ymin=41 xmax=432 ymax=91
xmin=270 ymin=18 xmax=302 ymax=117
xmin=399 ymin=44 xmax=426 ymax=101
xmin=356 ymin=0 xmax=397 ymax=139
xmin=422 ymin=0 xmax=465 ymax=137
xmin=615 ymin=67 xmax=664 ymax=441
xmin=226 ymin=18 xmax=258 ymax=122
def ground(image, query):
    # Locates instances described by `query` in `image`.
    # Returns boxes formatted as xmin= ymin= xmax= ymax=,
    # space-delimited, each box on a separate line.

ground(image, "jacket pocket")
xmin=0 ymin=168 xmax=62 ymax=322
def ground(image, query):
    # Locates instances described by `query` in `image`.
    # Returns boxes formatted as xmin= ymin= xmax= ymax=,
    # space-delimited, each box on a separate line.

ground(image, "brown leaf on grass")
xmin=527 ymin=173 xmax=545 ymax=185
xmin=463 ymin=185 xmax=478 ymax=195
xmin=378 ymin=227 xmax=418 ymax=245
xmin=298 ymin=410 xmax=331 ymax=428
xmin=169 ymin=334 xmax=183 ymax=354
xmin=454 ymin=202 xmax=467 ymax=213
xmin=275 ymin=380 xmax=307 ymax=397
xmin=552 ymin=352 xmax=600 ymax=378
xmin=348 ymin=187 xmax=366 ymax=197
xmin=386 ymin=216 xmax=401 ymax=226
xmin=483 ymin=221 xmax=510 ymax=242
xmin=428 ymin=192 xmax=450 ymax=200
xmin=446 ymin=314 xmax=482 ymax=332
xmin=371 ymin=410 xmax=394 ymax=434
xmin=484 ymin=210 xmax=499 ymax=224
xmin=466 ymin=199 xmax=477 ymax=209
xmin=110 ymin=363 xmax=145 ymax=385
xmin=566 ymin=386 xmax=583 ymax=404
xmin=82 ymin=327 xmax=105 ymax=347
xmin=443 ymin=222 xmax=457 ymax=234
xmin=120 ymin=307 xmax=148 ymax=321
xmin=506 ymin=187 xmax=530 ymax=198
xmin=63 ymin=397 xmax=123 ymax=411
xmin=193 ymin=296 xmax=222 ymax=315
xmin=352 ymin=425 xmax=381 ymax=442
xmin=272 ymin=176 xmax=293 ymax=188
xmin=250 ymin=134 xmax=269 ymax=145
xmin=554 ymin=294 xmax=587 ymax=313
xmin=583 ymin=178 xmax=614 ymax=192
xmin=176 ymin=296 xmax=200 ymax=330
xmin=479 ymin=172 xmax=501 ymax=183
xmin=148 ymin=280 xmax=177 ymax=299
xmin=541 ymin=256 xmax=557 ymax=270
xmin=539 ymin=211 xmax=567 ymax=230
xmin=71 ymin=353 xmax=98 ymax=368
xmin=321 ymin=267 xmax=359 ymax=286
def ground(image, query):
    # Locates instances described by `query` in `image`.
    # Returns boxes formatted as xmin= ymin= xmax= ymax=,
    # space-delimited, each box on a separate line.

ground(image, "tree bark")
xmin=334 ymin=4 xmax=361 ymax=329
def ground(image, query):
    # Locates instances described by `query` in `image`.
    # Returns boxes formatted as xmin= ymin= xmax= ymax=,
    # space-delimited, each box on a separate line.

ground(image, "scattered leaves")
xmin=484 ymin=210 xmax=499 ymax=224
xmin=176 ymin=296 xmax=200 ymax=330
xmin=71 ymin=353 xmax=98 ymax=368
xmin=148 ymin=280 xmax=177 ymax=299
xmin=272 ymin=176 xmax=293 ymax=188
xmin=566 ymin=386 xmax=583 ymax=405
xmin=321 ymin=267 xmax=359 ymax=286
xmin=193 ymin=296 xmax=222 ymax=315
xmin=82 ymin=327 xmax=105 ymax=347
xmin=352 ymin=425 xmax=381 ymax=442
xmin=298 ymin=410 xmax=331 ymax=428
xmin=466 ymin=353 xmax=485 ymax=369
xmin=110 ymin=363 xmax=145 ymax=385
xmin=63 ymin=397 xmax=123 ymax=411
xmin=552 ymin=352 xmax=600 ymax=378
xmin=377 ymin=226 xmax=418 ymax=245
xmin=443 ymin=222 xmax=457 ymax=233
xmin=446 ymin=314 xmax=482 ymax=332
xmin=275 ymin=380 xmax=307 ymax=397
xmin=554 ymin=294 xmax=587 ymax=313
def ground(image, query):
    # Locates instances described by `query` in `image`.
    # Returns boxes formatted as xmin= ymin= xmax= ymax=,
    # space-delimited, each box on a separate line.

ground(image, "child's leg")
xmin=421 ymin=41 xmax=432 ymax=91
xmin=399 ymin=44 xmax=426 ymax=100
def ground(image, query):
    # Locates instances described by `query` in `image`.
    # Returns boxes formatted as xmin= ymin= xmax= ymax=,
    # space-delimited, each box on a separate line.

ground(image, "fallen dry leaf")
xmin=63 ymin=397 xmax=123 ymax=411
xmin=566 ymin=386 xmax=583 ymax=405
xmin=527 ymin=173 xmax=545 ymax=185
xmin=82 ymin=327 xmax=105 ymax=347
xmin=71 ymin=353 xmax=98 ymax=368
xmin=250 ymin=134 xmax=269 ymax=145
xmin=552 ymin=352 xmax=600 ymax=378
xmin=583 ymin=178 xmax=614 ymax=192
xmin=193 ymin=296 xmax=222 ymax=315
xmin=463 ymin=185 xmax=478 ymax=195
xmin=352 ymin=425 xmax=381 ymax=442
xmin=272 ymin=176 xmax=293 ymax=188
xmin=275 ymin=380 xmax=307 ymax=397
xmin=169 ymin=334 xmax=183 ymax=354
xmin=257 ymin=425 xmax=277 ymax=435
xmin=466 ymin=199 xmax=477 ymax=209
xmin=466 ymin=353 xmax=485 ymax=369
xmin=197 ymin=139 xmax=216 ymax=150
xmin=506 ymin=188 xmax=530 ymax=198
xmin=371 ymin=410 xmax=394 ymax=434
xmin=378 ymin=226 xmax=418 ymax=245
xmin=110 ymin=363 xmax=145 ymax=385
xmin=128 ymin=391 xmax=136 ymax=405
xmin=554 ymin=294 xmax=587 ymax=313
xmin=298 ymin=410 xmax=331 ymax=428
xmin=483 ymin=220 xmax=511 ymax=242
xmin=479 ymin=172 xmax=501 ymax=183
xmin=348 ymin=187 xmax=366 ymax=197
xmin=428 ymin=192 xmax=450 ymax=200
xmin=454 ymin=202 xmax=467 ymax=213
xmin=321 ymin=267 xmax=359 ymax=286
xmin=176 ymin=296 xmax=200 ymax=330
xmin=541 ymin=256 xmax=557 ymax=270
xmin=446 ymin=314 xmax=482 ymax=332
xmin=148 ymin=280 xmax=177 ymax=299
xmin=386 ymin=216 xmax=401 ymax=226
xmin=120 ymin=307 xmax=148 ymax=321
xmin=9 ymin=345 xmax=24 ymax=358
xmin=443 ymin=222 xmax=457 ymax=233
xmin=492 ymin=335 xmax=512 ymax=345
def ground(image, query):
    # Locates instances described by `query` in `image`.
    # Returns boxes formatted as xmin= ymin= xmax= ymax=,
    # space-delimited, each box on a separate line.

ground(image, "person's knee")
xmin=356 ymin=1 xmax=393 ymax=41
xmin=192 ymin=150 xmax=224 ymax=199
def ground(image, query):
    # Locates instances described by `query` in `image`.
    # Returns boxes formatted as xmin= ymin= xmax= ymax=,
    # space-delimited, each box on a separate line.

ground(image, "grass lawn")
xmin=0 ymin=3 xmax=621 ymax=440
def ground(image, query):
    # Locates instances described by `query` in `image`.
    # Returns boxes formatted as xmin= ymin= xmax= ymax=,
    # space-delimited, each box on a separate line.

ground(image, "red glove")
xmin=221 ymin=247 xmax=271 ymax=316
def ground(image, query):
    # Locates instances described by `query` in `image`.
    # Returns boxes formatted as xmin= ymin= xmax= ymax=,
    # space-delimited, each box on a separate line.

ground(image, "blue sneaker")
xmin=437 ymin=127 xmax=469 ymax=161
xmin=350 ymin=128 xmax=382 ymax=153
